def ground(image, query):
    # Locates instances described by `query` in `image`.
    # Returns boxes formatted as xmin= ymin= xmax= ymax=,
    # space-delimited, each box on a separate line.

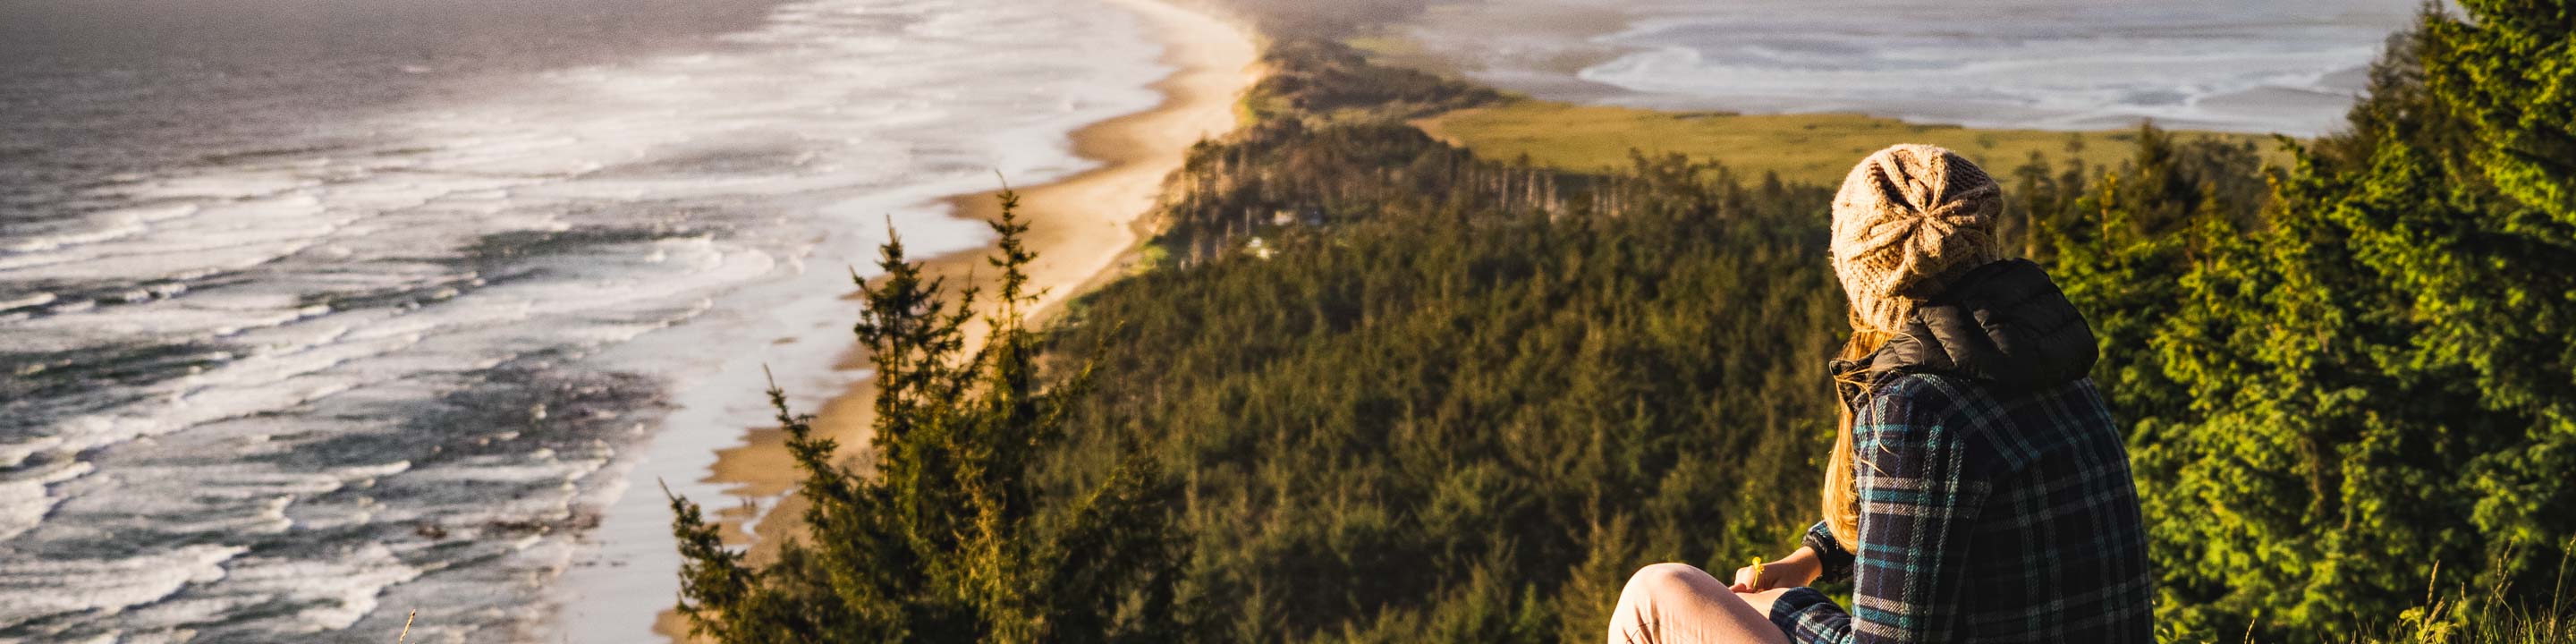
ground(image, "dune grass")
xmin=1412 ymin=99 xmax=2294 ymax=186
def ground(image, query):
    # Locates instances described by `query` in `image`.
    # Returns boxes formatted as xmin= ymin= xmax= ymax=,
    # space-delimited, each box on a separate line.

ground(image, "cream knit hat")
xmin=1830 ymin=144 xmax=2005 ymax=333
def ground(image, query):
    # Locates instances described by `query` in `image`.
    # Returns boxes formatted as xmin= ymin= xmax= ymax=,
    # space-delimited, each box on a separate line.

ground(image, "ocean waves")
xmin=0 ymin=0 xmax=1166 ymax=640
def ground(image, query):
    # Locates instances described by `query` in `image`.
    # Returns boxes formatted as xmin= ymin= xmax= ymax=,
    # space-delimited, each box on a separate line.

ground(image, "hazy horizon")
xmin=1385 ymin=0 xmax=2422 ymax=134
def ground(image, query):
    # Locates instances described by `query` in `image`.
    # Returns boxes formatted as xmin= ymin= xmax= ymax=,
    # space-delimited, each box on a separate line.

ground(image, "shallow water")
xmin=1402 ymin=0 xmax=2421 ymax=135
xmin=0 ymin=0 xmax=1165 ymax=640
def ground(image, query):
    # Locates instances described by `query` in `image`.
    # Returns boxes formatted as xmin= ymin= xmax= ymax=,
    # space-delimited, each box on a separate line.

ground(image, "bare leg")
xmin=1606 ymin=563 xmax=1793 ymax=644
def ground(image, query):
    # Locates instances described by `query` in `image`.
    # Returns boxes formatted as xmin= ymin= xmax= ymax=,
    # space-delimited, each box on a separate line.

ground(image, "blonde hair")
xmin=1822 ymin=145 xmax=1996 ymax=547
xmin=1822 ymin=317 xmax=1894 ymax=548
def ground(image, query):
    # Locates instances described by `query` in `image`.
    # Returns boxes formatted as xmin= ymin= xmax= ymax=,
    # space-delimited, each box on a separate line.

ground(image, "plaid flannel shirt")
xmin=1768 ymin=372 xmax=2155 ymax=643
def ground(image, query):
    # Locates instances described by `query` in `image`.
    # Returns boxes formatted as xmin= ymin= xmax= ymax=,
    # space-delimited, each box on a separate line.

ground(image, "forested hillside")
xmin=1047 ymin=121 xmax=1843 ymax=641
xmin=672 ymin=2 xmax=2576 ymax=641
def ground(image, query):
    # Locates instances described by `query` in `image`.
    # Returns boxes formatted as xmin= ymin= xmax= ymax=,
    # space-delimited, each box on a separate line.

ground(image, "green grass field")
xmin=1412 ymin=99 xmax=2296 ymax=186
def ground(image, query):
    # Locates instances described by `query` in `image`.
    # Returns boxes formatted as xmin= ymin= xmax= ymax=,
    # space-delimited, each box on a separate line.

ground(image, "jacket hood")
xmin=1837 ymin=258 xmax=2098 ymax=389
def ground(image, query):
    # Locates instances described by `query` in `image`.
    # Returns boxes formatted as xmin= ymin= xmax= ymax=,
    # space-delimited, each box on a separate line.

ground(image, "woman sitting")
xmin=1606 ymin=145 xmax=2156 ymax=643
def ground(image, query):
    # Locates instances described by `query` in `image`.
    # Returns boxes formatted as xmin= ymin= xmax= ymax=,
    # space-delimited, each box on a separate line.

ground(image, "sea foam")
xmin=0 ymin=0 xmax=1174 ymax=640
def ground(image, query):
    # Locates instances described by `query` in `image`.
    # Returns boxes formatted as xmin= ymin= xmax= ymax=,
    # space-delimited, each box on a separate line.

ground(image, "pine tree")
xmin=2119 ymin=4 xmax=2576 ymax=634
xmin=668 ymin=190 xmax=1182 ymax=643
xmin=2424 ymin=0 xmax=2576 ymax=223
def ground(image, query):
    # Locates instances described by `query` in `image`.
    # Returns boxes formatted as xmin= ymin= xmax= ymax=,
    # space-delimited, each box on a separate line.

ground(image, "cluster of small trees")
xmin=2021 ymin=4 xmax=2576 ymax=636
xmin=667 ymin=198 xmax=1181 ymax=642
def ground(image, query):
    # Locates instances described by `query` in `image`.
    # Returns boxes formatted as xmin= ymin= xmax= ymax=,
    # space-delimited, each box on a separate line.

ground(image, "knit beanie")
xmin=1830 ymin=144 xmax=2005 ymax=333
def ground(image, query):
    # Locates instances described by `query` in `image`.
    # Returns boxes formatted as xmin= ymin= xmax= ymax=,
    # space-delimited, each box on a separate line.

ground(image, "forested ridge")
xmin=1053 ymin=122 xmax=1844 ymax=641
xmin=671 ymin=3 xmax=2576 ymax=641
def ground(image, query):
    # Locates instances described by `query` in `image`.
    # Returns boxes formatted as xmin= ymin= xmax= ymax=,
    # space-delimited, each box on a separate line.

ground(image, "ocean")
xmin=0 ymin=0 xmax=1168 ymax=640
xmin=1396 ymin=0 xmax=2425 ymax=135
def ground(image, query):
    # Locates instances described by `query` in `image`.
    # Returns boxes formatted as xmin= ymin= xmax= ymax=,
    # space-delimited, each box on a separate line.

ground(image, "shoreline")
xmin=653 ymin=0 xmax=1259 ymax=639
xmin=1356 ymin=1 xmax=2398 ymax=138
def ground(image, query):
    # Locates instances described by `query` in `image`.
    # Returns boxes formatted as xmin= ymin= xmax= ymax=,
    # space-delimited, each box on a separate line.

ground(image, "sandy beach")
xmin=653 ymin=0 xmax=1258 ymax=638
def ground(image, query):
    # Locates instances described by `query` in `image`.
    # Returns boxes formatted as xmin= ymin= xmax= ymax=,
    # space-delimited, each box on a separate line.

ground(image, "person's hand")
xmin=1734 ymin=587 xmax=1792 ymax=615
xmin=1730 ymin=547 xmax=1822 ymax=593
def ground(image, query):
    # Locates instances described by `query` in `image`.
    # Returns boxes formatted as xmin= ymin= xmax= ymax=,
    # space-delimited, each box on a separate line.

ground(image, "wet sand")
xmin=653 ymin=0 xmax=1258 ymax=639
